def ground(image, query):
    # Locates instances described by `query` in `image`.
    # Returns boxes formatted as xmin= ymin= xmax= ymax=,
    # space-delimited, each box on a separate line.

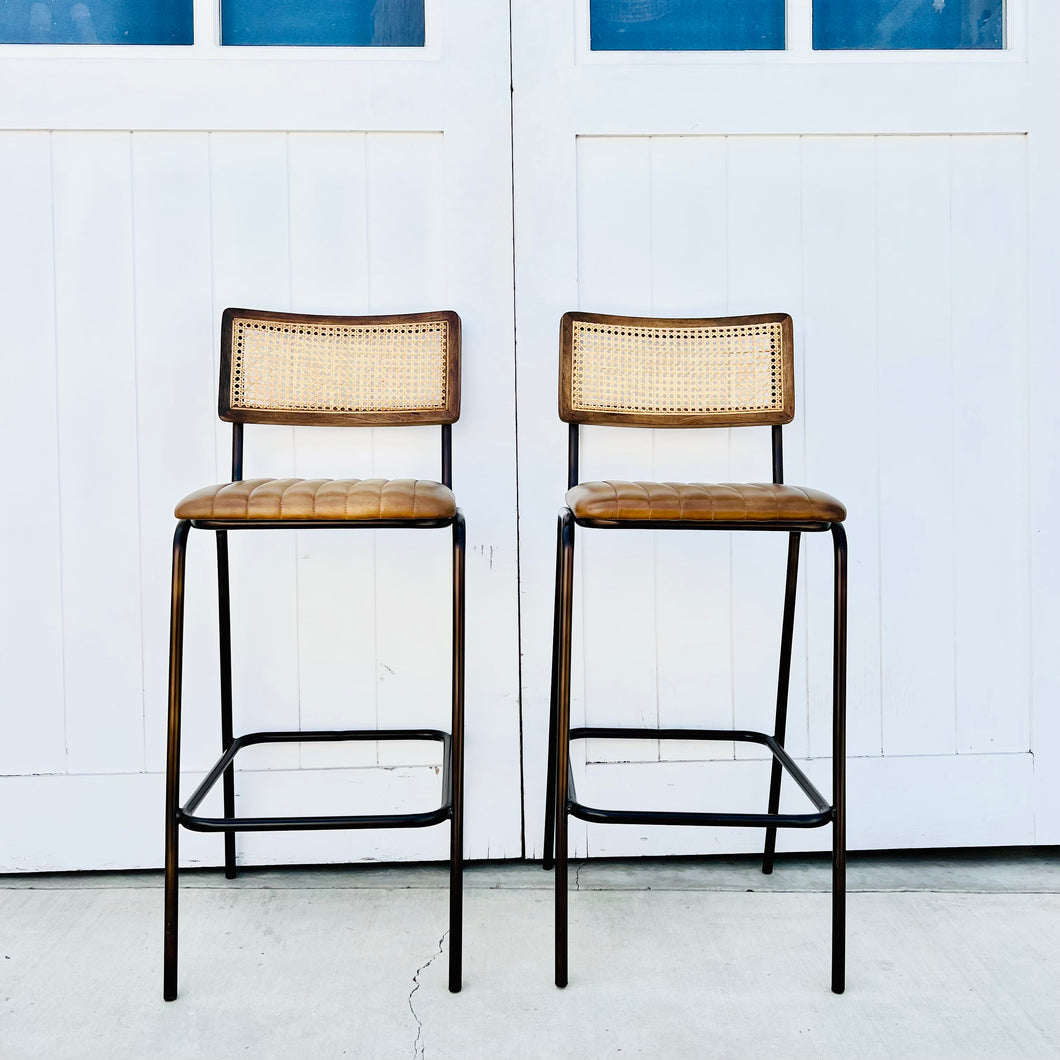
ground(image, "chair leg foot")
xmin=224 ymin=833 xmax=237 ymax=880
xmin=448 ymin=860 xmax=462 ymax=994
xmin=761 ymin=828 xmax=777 ymax=875
xmin=163 ymin=846 xmax=179 ymax=1001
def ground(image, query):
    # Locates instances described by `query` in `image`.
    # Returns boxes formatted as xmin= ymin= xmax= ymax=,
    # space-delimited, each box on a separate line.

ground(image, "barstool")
xmin=543 ymin=311 xmax=847 ymax=993
xmin=163 ymin=308 xmax=465 ymax=999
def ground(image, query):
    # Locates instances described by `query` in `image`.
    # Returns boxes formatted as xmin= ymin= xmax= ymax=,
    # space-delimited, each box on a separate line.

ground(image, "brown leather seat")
xmin=175 ymin=477 xmax=457 ymax=522
xmin=566 ymin=480 xmax=846 ymax=524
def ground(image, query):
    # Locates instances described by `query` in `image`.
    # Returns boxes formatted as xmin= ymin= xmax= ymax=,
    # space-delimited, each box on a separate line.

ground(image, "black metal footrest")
xmin=566 ymin=726 xmax=832 ymax=830
xmin=178 ymin=728 xmax=452 ymax=833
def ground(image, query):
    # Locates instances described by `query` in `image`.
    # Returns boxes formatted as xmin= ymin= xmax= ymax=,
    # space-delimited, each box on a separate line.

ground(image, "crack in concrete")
xmin=408 ymin=930 xmax=447 ymax=1060
xmin=574 ymin=859 xmax=585 ymax=891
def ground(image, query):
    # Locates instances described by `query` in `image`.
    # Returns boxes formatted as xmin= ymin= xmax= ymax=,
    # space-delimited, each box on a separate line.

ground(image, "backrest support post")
xmin=771 ymin=424 xmax=784 ymax=485
xmin=441 ymin=423 xmax=452 ymax=489
xmin=568 ymin=423 xmax=580 ymax=489
xmin=231 ymin=422 xmax=244 ymax=483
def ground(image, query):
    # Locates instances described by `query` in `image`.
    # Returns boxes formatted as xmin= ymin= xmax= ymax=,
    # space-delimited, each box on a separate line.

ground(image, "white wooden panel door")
xmin=513 ymin=0 xmax=1060 ymax=858
xmin=0 ymin=2 xmax=522 ymax=870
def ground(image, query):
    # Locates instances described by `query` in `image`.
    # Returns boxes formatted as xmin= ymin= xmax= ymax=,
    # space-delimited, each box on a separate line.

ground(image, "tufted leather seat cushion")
xmin=175 ymin=478 xmax=456 ymax=522
xmin=566 ymin=481 xmax=845 ymax=524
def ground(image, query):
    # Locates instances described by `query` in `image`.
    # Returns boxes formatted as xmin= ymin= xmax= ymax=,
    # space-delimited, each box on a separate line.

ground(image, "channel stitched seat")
xmin=175 ymin=478 xmax=457 ymax=521
xmin=565 ymin=481 xmax=845 ymax=523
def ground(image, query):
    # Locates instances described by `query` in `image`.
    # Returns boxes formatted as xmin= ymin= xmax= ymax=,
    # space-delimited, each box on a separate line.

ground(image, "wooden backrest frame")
xmin=219 ymin=308 xmax=461 ymax=427
xmin=559 ymin=311 xmax=794 ymax=428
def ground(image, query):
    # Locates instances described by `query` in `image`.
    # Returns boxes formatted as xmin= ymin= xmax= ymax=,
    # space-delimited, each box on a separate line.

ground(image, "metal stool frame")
xmin=164 ymin=310 xmax=465 ymax=1000
xmin=543 ymin=314 xmax=847 ymax=994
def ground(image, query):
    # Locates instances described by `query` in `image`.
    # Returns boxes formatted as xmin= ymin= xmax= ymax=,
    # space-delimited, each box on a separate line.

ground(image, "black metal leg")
xmin=763 ymin=532 xmax=801 ymax=874
xmin=448 ymin=514 xmax=466 ymax=994
xmin=216 ymin=531 xmax=237 ymax=880
xmin=164 ymin=520 xmax=191 ymax=1002
xmin=554 ymin=511 xmax=575 ymax=988
xmin=543 ymin=513 xmax=566 ymax=871
xmin=831 ymin=523 xmax=848 ymax=995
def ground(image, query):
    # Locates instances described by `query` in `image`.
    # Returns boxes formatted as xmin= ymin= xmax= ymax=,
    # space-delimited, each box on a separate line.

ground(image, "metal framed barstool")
xmin=543 ymin=311 xmax=848 ymax=993
xmin=163 ymin=308 xmax=465 ymax=999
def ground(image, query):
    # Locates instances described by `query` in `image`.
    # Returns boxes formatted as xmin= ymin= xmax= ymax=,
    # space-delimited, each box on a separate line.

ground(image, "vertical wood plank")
xmin=876 ymin=135 xmax=957 ymax=756
xmin=725 ymin=136 xmax=808 ymax=764
xmin=576 ymin=136 xmax=658 ymax=768
xmin=800 ymin=136 xmax=883 ymax=761
xmin=366 ymin=132 xmax=452 ymax=768
xmin=949 ymin=135 xmax=1031 ymax=754
xmin=441 ymin=0 xmax=523 ymax=857
xmin=1026 ymin=10 xmax=1060 ymax=842
xmin=648 ymin=136 xmax=728 ymax=319
xmin=287 ymin=132 xmax=378 ymax=769
xmin=52 ymin=131 xmax=144 ymax=774
xmin=132 ymin=132 xmax=219 ymax=776
xmin=649 ymin=136 xmax=735 ymax=761
xmin=288 ymin=132 xmax=371 ymax=314
xmin=0 ymin=132 xmax=65 ymax=775
xmin=365 ymin=132 xmax=446 ymax=314
xmin=209 ymin=132 xmax=299 ymax=770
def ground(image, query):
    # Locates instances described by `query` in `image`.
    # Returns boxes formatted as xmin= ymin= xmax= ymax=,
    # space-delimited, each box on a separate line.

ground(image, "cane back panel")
xmin=220 ymin=308 xmax=460 ymax=426
xmin=559 ymin=311 xmax=794 ymax=428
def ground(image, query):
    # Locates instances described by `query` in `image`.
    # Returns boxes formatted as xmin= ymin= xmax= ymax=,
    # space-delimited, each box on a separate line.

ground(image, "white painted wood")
xmin=799 ymin=136 xmax=882 ymax=762
xmin=648 ymin=138 xmax=736 ymax=763
xmin=1 ymin=0 xmax=1055 ymax=871
xmin=875 ymin=135 xmax=958 ymax=758
xmin=949 ymin=134 xmax=1031 ymax=756
xmin=364 ymin=131 xmax=452 ymax=771
xmin=286 ymin=131 xmax=377 ymax=771
xmin=577 ymin=750 xmax=1035 ymax=858
xmin=0 ymin=745 xmax=1032 ymax=871
xmin=514 ymin=0 xmax=1051 ymax=858
xmin=231 ymin=760 xmax=451 ymax=866
xmin=575 ymin=136 xmax=659 ymax=766
xmin=725 ymin=135 xmax=809 ymax=763
xmin=436 ymin=6 xmax=525 ymax=854
xmin=0 ymin=1 xmax=522 ymax=870
xmin=208 ymin=132 xmax=300 ymax=776
xmin=287 ymin=132 xmax=371 ymax=314
xmin=51 ymin=131 xmax=144 ymax=774
xmin=1026 ymin=3 xmax=1060 ymax=844
xmin=131 ymin=131 xmax=219 ymax=776
xmin=0 ymin=132 xmax=65 ymax=776
xmin=0 ymin=766 xmax=450 ymax=871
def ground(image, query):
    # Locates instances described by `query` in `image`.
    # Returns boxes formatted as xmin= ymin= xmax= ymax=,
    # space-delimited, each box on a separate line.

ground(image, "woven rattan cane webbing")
xmin=221 ymin=310 xmax=459 ymax=426
xmin=561 ymin=312 xmax=793 ymax=427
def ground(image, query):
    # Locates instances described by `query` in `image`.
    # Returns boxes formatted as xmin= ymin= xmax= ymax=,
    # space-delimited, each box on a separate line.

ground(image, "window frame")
xmin=0 ymin=0 xmax=441 ymax=59
xmin=576 ymin=0 xmax=1025 ymax=65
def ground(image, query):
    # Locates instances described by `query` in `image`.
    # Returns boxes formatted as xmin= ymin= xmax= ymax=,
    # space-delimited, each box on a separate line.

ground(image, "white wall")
xmin=2 ymin=1 xmax=1059 ymax=872
xmin=512 ymin=0 xmax=1060 ymax=859
xmin=0 ymin=1 xmax=524 ymax=872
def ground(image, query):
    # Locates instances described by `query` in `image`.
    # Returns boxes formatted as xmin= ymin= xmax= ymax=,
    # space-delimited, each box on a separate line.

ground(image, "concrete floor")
xmin=1 ymin=850 xmax=1057 ymax=1059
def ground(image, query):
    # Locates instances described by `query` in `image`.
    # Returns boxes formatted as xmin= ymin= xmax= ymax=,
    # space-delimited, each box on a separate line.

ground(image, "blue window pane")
xmin=221 ymin=0 xmax=424 ymax=47
xmin=0 ymin=0 xmax=191 ymax=44
xmin=591 ymin=0 xmax=784 ymax=51
xmin=813 ymin=0 xmax=1002 ymax=50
